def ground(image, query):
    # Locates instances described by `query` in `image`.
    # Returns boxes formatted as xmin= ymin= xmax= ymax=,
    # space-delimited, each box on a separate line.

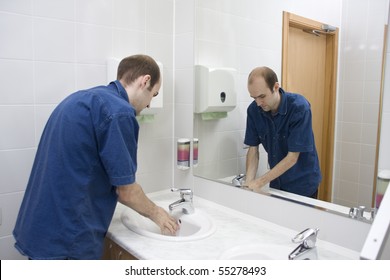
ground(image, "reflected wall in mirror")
xmin=193 ymin=0 xmax=389 ymax=209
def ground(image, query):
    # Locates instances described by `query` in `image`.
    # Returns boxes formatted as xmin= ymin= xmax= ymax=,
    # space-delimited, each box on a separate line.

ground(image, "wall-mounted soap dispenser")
xmin=194 ymin=65 xmax=237 ymax=114
xmin=106 ymin=57 xmax=163 ymax=115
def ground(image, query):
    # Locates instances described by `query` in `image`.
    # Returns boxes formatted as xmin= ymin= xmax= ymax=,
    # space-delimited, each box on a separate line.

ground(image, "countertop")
xmin=106 ymin=190 xmax=360 ymax=260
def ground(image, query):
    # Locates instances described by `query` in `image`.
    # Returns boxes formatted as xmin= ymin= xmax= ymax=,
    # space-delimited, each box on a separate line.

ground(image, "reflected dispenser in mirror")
xmin=194 ymin=65 xmax=237 ymax=114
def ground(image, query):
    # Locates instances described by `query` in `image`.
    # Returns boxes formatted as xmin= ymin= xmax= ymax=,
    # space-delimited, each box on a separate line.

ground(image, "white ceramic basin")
xmin=120 ymin=199 xmax=216 ymax=241
xmin=219 ymin=244 xmax=293 ymax=260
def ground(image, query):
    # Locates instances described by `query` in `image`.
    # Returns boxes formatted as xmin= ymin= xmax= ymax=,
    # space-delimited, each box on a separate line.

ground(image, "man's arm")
xmin=116 ymin=183 xmax=179 ymax=235
xmin=245 ymin=151 xmax=300 ymax=192
xmin=245 ymin=146 xmax=259 ymax=183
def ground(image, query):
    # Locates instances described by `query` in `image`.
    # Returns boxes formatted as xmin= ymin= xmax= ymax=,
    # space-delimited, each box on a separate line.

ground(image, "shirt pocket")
xmin=258 ymin=132 xmax=271 ymax=153
xmin=275 ymin=130 xmax=289 ymax=153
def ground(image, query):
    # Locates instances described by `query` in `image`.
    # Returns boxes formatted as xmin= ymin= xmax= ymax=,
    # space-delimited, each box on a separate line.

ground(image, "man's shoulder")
xmin=285 ymin=92 xmax=310 ymax=111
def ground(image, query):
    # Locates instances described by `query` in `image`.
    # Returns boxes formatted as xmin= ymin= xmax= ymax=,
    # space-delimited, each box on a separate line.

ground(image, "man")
xmin=13 ymin=54 xmax=179 ymax=260
xmin=243 ymin=66 xmax=321 ymax=198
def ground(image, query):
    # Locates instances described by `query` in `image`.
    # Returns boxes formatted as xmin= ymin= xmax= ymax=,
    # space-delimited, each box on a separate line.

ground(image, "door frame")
xmin=281 ymin=11 xmax=339 ymax=202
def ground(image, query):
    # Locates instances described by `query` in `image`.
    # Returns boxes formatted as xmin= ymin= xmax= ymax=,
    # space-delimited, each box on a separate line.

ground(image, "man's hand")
xmin=117 ymin=183 xmax=180 ymax=235
xmin=149 ymin=205 xmax=180 ymax=235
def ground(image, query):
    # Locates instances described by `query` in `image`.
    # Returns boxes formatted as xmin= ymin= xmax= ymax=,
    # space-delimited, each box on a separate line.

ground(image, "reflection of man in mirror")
xmin=244 ymin=66 xmax=321 ymax=198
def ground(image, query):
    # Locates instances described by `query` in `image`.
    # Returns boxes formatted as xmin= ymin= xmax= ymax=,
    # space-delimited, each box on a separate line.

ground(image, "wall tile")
xmin=114 ymin=0 xmax=145 ymax=30
xmin=342 ymin=102 xmax=363 ymax=123
xmin=146 ymin=0 xmax=173 ymax=35
xmin=0 ymin=106 xmax=35 ymax=150
xmin=363 ymin=102 xmax=380 ymax=124
xmin=75 ymin=23 xmax=112 ymax=64
xmin=0 ymin=59 xmax=34 ymax=104
xmin=363 ymin=81 xmax=381 ymax=103
xmin=0 ymin=192 xmax=24 ymax=238
xmin=175 ymin=0 xmax=194 ymax=34
xmin=145 ymin=33 xmax=173 ymax=69
xmin=359 ymin=163 xmax=376 ymax=186
xmin=360 ymin=144 xmax=376 ymax=165
xmin=75 ymin=64 xmax=106 ymax=89
xmin=35 ymin=61 xmax=75 ymax=104
xmin=343 ymin=81 xmax=364 ymax=102
xmin=34 ymin=18 xmax=75 ymax=62
xmin=0 ymin=13 xmax=33 ymax=59
xmin=75 ymin=0 xmax=112 ymax=26
xmin=378 ymin=112 xmax=390 ymax=169
xmin=0 ymin=149 xmax=35 ymax=194
xmin=34 ymin=105 xmax=56 ymax=144
xmin=0 ymin=0 xmax=32 ymax=15
xmin=341 ymin=122 xmax=362 ymax=143
xmin=175 ymin=33 xmax=194 ymax=70
xmin=112 ymin=29 xmax=145 ymax=59
xmin=340 ymin=142 xmax=361 ymax=162
xmin=33 ymin=0 xmax=74 ymax=21
xmin=0 ymin=236 xmax=26 ymax=259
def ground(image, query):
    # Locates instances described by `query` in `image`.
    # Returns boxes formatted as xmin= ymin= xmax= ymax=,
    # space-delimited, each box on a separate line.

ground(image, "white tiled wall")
xmin=0 ymin=0 xmax=174 ymax=259
xmin=377 ymin=2 xmax=390 ymax=174
xmin=1 ymin=0 xmax=389 ymax=260
xmin=174 ymin=0 xmax=195 ymax=189
xmin=334 ymin=0 xmax=389 ymax=208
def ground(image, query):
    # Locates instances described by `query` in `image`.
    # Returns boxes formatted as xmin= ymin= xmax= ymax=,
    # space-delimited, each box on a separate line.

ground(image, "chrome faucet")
xmin=232 ymin=174 xmax=246 ymax=187
xmin=169 ymin=188 xmax=194 ymax=214
xmin=349 ymin=206 xmax=376 ymax=221
xmin=288 ymin=228 xmax=319 ymax=260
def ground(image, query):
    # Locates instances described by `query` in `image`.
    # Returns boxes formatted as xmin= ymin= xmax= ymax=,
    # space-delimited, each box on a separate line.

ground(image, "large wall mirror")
xmin=193 ymin=0 xmax=389 ymax=216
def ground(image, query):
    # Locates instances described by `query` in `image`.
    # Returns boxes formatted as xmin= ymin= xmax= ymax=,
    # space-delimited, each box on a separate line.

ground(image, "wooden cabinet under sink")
xmin=101 ymin=237 xmax=138 ymax=260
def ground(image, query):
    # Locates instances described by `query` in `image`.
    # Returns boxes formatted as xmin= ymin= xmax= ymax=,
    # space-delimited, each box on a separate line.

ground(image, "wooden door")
xmin=282 ymin=12 xmax=338 ymax=202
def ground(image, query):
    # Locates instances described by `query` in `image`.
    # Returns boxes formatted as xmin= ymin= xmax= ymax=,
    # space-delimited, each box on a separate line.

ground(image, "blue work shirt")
xmin=13 ymin=80 xmax=139 ymax=259
xmin=244 ymin=88 xmax=321 ymax=197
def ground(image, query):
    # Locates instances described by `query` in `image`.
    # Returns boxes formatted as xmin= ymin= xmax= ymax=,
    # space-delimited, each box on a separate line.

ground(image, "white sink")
xmin=120 ymin=199 xmax=216 ymax=242
xmin=219 ymin=244 xmax=293 ymax=260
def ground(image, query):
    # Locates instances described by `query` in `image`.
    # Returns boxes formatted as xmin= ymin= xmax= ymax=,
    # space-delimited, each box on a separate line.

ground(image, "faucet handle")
xmin=292 ymin=228 xmax=319 ymax=247
xmin=171 ymin=187 xmax=193 ymax=198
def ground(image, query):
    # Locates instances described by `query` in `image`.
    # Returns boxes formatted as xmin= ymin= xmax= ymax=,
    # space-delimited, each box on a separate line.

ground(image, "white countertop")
xmin=107 ymin=190 xmax=360 ymax=260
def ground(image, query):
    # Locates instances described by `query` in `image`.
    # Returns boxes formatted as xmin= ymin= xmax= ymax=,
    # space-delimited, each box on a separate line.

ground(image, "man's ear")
xmin=141 ymin=75 xmax=151 ymax=89
xmin=273 ymin=82 xmax=280 ymax=92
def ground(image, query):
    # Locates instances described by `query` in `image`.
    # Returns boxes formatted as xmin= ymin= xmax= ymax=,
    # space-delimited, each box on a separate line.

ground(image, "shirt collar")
xmin=259 ymin=87 xmax=287 ymax=117
xmin=110 ymin=80 xmax=130 ymax=103
xmin=277 ymin=88 xmax=287 ymax=116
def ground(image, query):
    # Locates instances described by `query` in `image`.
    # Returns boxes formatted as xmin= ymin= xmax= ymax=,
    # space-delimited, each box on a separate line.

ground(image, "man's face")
xmin=248 ymin=77 xmax=279 ymax=112
xmin=136 ymin=78 xmax=161 ymax=115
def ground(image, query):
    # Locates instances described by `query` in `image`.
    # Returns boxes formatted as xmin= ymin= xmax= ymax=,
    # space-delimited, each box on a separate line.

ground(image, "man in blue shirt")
xmin=13 ymin=55 xmax=179 ymax=259
xmin=244 ymin=66 xmax=321 ymax=198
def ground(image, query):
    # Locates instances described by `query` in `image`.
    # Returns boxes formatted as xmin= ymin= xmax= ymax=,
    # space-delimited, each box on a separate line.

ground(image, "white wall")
xmin=0 ymin=0 xmax=174 ymax=259
xmin=334 ymin=0 xmax=389 ymax=208
xmin=174 ymin=0 xmax=195 ymax=189
xmin=1 ymin=0 xmax=389 ymax=260
xmin=378 ymin=3 xmax=390 ymax=172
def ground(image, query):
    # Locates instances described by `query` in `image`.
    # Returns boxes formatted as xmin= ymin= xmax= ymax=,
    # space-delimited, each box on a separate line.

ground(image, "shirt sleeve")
xmin=244 ymin=104 xmax=261 ymax=147
xmin=288 ymin=108 xmax=314 ymax=152
xmin=96 ymin=113 xmax=138 ymax=186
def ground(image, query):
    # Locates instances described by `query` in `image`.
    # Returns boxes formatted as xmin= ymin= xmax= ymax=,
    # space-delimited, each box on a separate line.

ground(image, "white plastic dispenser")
xmin=106 ymin=57 xmax=163 ymax=115
xmin=195 ymin=65 xmax=237 ymax=114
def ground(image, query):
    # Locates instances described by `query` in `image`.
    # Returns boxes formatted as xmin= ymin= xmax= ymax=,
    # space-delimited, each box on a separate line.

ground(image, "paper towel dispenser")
xmin=106 ymin=57 xmax=163 ymax=115
xmin=194 ymin=65 xmax=237 ymax=113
